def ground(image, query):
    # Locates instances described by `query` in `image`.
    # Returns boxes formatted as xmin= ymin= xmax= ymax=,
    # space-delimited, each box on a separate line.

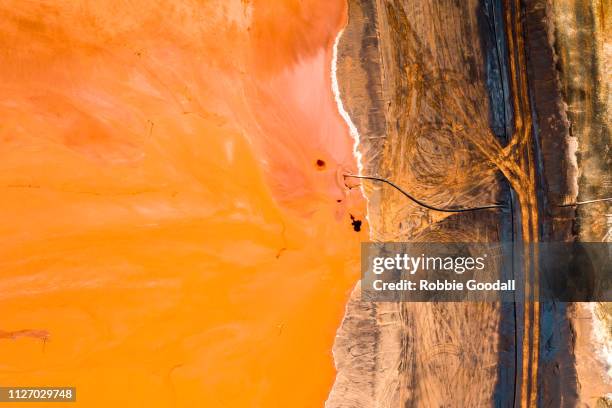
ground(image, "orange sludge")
xmin=0 ymin=1 xmax=365 ymax=407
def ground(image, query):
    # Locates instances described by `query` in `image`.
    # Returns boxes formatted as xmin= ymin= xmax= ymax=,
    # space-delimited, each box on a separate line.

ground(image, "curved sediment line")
xmin=332 ymin=29 xmax=365 ymax=179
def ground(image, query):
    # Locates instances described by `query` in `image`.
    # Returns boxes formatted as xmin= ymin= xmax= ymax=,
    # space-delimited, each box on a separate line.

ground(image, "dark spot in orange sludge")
xmin=315 ymin=159 xmax=326 ymax=169
xmin=349 ymin=214 xmax=362 ymax=232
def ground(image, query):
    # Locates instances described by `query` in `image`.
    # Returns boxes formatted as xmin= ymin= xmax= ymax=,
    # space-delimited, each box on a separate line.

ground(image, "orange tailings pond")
xmin=0 ymin=1 xmax=366 ymax=406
